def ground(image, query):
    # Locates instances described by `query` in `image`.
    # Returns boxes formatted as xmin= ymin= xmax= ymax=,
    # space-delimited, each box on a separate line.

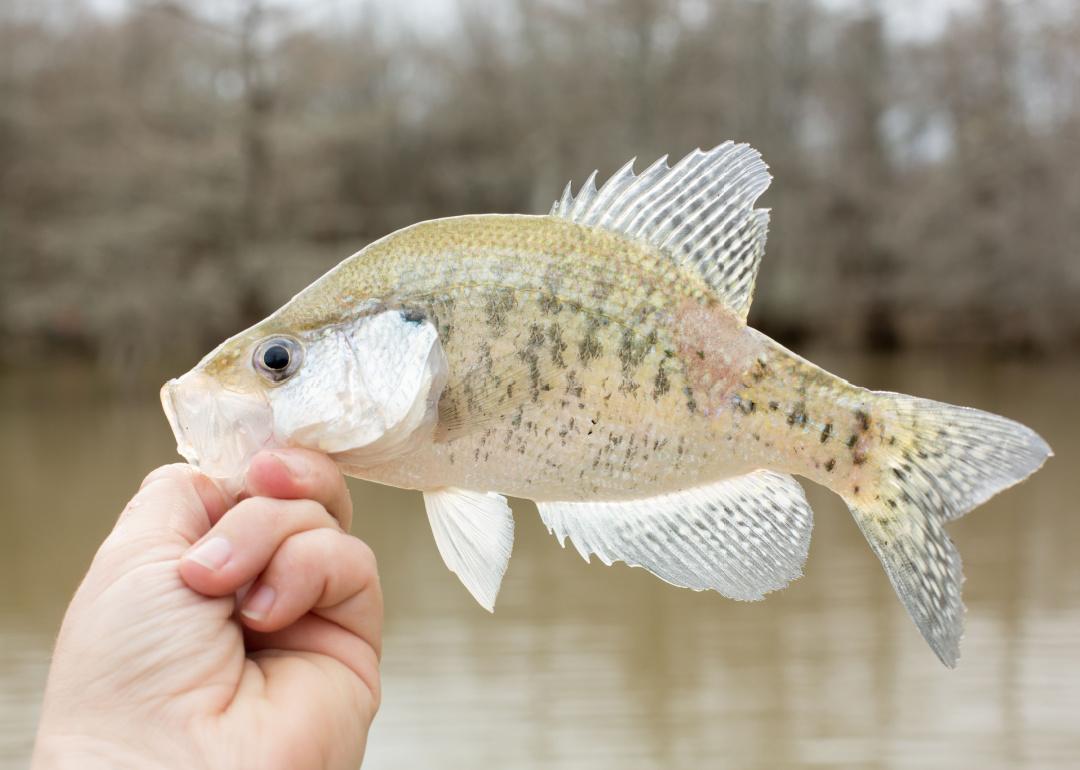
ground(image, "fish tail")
xmin=843 ymin=392 xmax=1051 ymax=667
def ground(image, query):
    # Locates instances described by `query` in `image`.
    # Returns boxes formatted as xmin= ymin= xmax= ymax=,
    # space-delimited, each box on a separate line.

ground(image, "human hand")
xmin=32 ymin=449 xmax=382 ymax=770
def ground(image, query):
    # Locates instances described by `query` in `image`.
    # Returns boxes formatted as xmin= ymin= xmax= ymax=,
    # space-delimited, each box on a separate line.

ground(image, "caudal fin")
xmin=844 ymin=393 xmax=1051 ymax=667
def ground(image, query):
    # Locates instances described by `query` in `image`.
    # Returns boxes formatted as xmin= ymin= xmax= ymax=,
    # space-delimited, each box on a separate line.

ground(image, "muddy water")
xmin=2 ymin=354 xmax=1078 ymax=769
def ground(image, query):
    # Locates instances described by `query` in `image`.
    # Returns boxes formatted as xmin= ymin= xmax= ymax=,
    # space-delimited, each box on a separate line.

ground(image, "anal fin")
xmin=423 ymin=488 xmax=515 ymax=611
xmin=537 ymin=471 xmax=812 ymax=601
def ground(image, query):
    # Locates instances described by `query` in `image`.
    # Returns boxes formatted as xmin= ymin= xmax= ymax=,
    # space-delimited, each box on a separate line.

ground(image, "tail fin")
xmin=844 ymin=393 xmax=1051 ymax=667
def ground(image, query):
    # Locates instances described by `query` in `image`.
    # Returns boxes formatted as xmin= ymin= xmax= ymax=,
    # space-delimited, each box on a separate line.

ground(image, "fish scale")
xmin=162 ymin=142 xmax=1051 ymax=665
xmin=330 ymin=215 xmax=727 ymax=498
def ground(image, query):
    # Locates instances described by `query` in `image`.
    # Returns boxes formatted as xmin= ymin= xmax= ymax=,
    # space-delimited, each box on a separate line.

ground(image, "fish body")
xmin=163 ymin=144 xmax=1051 ymax=666
xmin=323 ymin=215 xmax=867 ymax=501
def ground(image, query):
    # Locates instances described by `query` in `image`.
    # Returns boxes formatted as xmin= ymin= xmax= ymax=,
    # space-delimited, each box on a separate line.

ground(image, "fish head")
xmin=161 ymin=303 xmax=448 ymax=480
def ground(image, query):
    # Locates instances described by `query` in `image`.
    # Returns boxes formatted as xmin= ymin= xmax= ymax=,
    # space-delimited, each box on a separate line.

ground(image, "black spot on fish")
xmin=892 ymin=467 xmax=906 ymax=481
xmin=539 ymin=292 xmax=563 ymax=315
xmin=684 ymin=386 xmax=697 ymax=414
xmin=825 ymin=458 xmax=836 ymax=472
xmin=846 ymin=434 xmax=858 ymax=448
xmin=786 ymin=401 xmax=807 ymax=427
xmin=483 ymin=288 xmax=517 ymax=335
xmin=548 ymin=323 xmax=567 ymax=368
xmin=618 ymin=327 xmax=656 ymax=376
xmin=820 ymin=423 xmax=833 ymax=443
xmin=521 ymin=351 xmax=542 ymax=402
xmin=735 ymin=397 xmax=755 ymax=415
xmin=855 ymin=409 xmax=871 ymax=432
xmin=400 ymin=308 xmax=425 ymax=325
xmin=653 ymin=361 xmax=670 ymax=399
xmin=696 ymin=350 xmax=706 ymax=360
xmin=769 ymin=401 xmax=780 ymax=411
xmin=578 ymin=321 xmax=603 ymax=366
xmin=564 ymin=370 xmax=583 ymax=399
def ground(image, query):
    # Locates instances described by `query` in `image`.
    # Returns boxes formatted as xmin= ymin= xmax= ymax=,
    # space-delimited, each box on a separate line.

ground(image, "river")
xmin=2 ymin=353 xmax=1078 ymax=769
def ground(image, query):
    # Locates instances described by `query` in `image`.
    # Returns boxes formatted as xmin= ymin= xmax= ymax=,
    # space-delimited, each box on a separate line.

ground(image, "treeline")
xmin=2 ymin=0 xmax=1079 ymax=377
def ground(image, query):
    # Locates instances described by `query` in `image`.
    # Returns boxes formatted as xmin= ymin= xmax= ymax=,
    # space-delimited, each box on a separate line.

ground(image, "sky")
xmin=76 ymin=0 xmax=983 ymax=43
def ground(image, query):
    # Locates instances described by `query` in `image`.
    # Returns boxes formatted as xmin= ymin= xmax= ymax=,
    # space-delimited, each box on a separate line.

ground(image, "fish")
xmin=161 ymin=142 xmax=1052 ymax=667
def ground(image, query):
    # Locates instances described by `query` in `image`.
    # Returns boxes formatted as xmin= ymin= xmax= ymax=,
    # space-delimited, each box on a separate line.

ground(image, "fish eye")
xmin=263 ymin=344 xmax=290 ymax=370
xmin=253 ymin=336 xmax=303 ymax=383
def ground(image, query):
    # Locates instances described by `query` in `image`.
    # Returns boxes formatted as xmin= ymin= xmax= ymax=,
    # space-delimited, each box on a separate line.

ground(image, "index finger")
xmin=111 ymin=463 xmax=235 ymax=546
xmin=244 ymin=449 xmax=353 ymax=530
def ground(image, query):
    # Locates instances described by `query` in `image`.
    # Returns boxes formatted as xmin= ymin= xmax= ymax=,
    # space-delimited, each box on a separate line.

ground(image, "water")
xmin=2 ymin=354 xmax=1078 ymax=769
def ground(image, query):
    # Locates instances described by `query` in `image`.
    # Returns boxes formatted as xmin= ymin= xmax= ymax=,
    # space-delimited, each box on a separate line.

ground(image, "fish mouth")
xmin=160 ymin=373 xmax=275 ymax=480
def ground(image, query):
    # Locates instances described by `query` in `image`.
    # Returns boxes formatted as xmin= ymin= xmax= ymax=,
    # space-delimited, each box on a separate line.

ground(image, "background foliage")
xmin=3 ymin=0 xmax=1079 ymax=379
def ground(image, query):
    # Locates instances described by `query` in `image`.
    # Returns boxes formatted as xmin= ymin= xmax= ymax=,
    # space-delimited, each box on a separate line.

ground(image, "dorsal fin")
xmin=550 ymin=142 xmax=771 ymax=320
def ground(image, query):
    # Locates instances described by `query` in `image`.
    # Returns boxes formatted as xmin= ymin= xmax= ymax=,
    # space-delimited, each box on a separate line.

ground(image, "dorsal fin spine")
xmin=568 ymin=170 xmax=598 ymax=220
xmin=664 ymin=149 xmax=760 ymax=252
xmin=604 ymin=155 xmax=668 ymax=231
xmin=659 ymin=152 xmax=746 ymax=250
xmin=550 ymin=142 xmax=771 ymax=319
xmin=680 ymin=170 xmax=755 ymax=254
xmin=622 ymin=150 xmax=708 ymax=239
xmin=584 ymin=158 xmax=636 ymax=223
xmin=555 ymin=181 xmax=573 ymax=215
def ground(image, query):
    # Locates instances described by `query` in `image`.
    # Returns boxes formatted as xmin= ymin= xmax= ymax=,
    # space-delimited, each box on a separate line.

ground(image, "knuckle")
xmin=351 ymin=538 xmax=378 ymax=573
xmin=276 ymin=528 xmax=336 ymax=575
xmin=139 ymin=463 xmax=195 ymax=490
xmin=273 ymin=540 xmax=308 ymax=575
xmin=228 ymin=496 xmax=267 ymax=521
xmin=295 ymin=497 xmax=335 ymax=527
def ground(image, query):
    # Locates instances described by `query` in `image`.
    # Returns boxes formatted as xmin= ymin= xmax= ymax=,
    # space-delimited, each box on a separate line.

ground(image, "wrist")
xmin=32 ymin=731 xmax=173 ymax=770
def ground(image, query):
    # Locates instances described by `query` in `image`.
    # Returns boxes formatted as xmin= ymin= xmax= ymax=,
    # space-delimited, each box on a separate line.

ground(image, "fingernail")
xmin=241 ymin=585 xmax=276 ymax=620
xmin=185 ymin=537 xmax=232 ymax=571
xmin=269 ymin=450 xmax=309 ymax=479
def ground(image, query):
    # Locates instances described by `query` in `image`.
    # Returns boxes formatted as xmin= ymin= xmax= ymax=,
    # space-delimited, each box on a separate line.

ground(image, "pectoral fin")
xmin=537 ymin=471 xmax=812 ymax=601
xmin=422 ymin=487 xmax=515 ymax=611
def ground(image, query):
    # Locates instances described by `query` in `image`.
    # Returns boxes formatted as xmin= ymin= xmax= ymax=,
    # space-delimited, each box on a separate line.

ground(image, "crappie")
xmin=162 ymin=143 xmax=1051 ymax=666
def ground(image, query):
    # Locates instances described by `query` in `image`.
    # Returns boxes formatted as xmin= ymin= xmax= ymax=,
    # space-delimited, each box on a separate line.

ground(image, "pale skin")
xmin=32 ymin=449 xmax=382 ymax=770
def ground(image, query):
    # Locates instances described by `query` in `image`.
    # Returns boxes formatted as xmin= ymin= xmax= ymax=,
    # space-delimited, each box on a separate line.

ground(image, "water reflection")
xmin=2 ymin=354 xmax=1078 ymax=769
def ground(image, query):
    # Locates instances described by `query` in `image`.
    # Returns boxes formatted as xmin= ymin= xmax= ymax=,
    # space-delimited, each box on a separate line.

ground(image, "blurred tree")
xmin=0 ymin=0 xmax=1077 ymax=380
